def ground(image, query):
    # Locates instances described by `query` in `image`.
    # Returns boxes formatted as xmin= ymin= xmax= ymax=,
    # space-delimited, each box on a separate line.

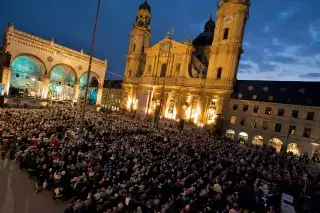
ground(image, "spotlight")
xmin=31 ymin=77 xmax=36 ymax=81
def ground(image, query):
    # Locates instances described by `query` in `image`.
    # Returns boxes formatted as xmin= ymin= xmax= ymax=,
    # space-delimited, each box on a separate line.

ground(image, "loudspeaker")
xmin=0 ymin=96 xmax=4 ymax=108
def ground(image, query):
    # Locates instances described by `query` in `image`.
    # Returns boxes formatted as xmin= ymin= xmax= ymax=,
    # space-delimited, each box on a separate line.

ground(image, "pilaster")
xmin=1 ymin=67 xmax=11 ymax=96
xmin=72 ymin=81 xmax=80 ymax=100
xmin=41 ymin=75 xmax=50 ymax=99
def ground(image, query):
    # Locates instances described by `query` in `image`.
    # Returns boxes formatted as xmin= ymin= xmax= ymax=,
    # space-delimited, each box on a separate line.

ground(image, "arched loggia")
xmin=48 ymin=64 xmax=77 ymax=101
xmin=79 ymin=72 xmax=100 ymax=105
xmin=9 ymin=55 xmax=46 ymax=97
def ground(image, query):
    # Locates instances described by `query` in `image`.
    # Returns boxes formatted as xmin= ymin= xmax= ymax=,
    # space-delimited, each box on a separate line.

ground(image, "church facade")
xmin=121 ymin=0 xmax=248 ymax=124
xmin=121 ymin=0 xmax=320 ymax=157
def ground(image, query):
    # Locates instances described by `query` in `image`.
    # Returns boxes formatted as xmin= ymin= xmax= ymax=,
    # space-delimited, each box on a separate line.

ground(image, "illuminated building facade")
xmin=101 ymin=80 xmax=122 ymax=111
xmin=1 ymin=23 xmax=107 ymax=104
xmin=122 ymin=0 xmax=249 ymax=124
xmin=121 ymin=0 xmax=320 ymax=156
xmin=226 ymin=80 xmax=320 ymax=157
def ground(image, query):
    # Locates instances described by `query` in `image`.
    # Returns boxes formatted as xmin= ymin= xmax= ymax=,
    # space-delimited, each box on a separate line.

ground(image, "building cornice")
xmin=6 ymin=28 xmax=107 ymax=68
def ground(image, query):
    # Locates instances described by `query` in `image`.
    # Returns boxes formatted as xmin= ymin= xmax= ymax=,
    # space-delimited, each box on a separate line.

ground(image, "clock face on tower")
xmin=224 ymin=16 xmax=233 ymax=24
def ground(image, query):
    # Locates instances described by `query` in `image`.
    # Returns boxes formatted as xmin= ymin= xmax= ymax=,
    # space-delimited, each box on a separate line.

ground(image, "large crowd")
xmin=0 ymin=107 xmax=320 ymax=213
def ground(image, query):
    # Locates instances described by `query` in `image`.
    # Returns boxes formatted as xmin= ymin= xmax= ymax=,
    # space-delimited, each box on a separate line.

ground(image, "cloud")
xmin=278 ymin=8 xmax=296 ymax=20
xmin=272 ymin=37 xmax=285 ymax=46
xmin=263 ymin=24 xmax=270 ymax=33
xmin=259 ymin=62 xmax=276 ymax=72
xmin=309 ymin=20 xmax=320 ymax=42
xmin=300 ymin=73 xmax=320 ymax=79
xmin=243 ymin=42 xmax=250 ymax=48
xmin=241 ymin=37 xmax=320 ymax=80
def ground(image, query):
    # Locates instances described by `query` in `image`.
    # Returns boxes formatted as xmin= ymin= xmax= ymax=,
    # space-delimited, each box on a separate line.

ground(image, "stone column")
xmin=41 ymin=75 xmax=50 ymax=99
xmin=72 ymin=81 xmax=80 ymax=101
xmin=1 ymin=67 xmax=11 ymax=96
xmin=96 ymin=86 xmax=103 ymax=105
xmin=202 ymin=96 xmax=210 ymax=124
xmin=175 ymin=92 xmax=182 ymax=120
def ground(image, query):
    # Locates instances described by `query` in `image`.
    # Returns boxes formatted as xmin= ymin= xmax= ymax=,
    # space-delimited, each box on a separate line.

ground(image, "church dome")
xmin=204 ymin=15 xmax=215 ymax=32
xmin=139 ymin=0 xmax=151 ymax=13
xmin=193 ymin=16 xmax=215 ymax=46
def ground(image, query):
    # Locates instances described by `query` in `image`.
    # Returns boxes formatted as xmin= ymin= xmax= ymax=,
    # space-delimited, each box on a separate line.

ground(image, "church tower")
xmin=207 ymin=0 xmax=250 ymax=89
xmin=124 ymin=0 xmax=151 ymax=79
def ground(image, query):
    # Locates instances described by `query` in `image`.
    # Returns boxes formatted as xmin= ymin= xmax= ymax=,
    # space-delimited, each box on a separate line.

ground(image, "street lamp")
xmin=154 ymin=29 xmax=174 ymax=126
xmin=78 ymin=0 xmax=101 ymax=134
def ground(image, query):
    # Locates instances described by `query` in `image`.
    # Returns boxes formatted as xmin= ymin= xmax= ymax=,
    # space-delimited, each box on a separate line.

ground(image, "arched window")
xmin=217 ymin=67 xmax=222 ymax=79
xmin=223 ymin=28 xmax=229 ymax=40
xmin=133 ymin=44 xmax=136 ymax=51
xmin=142 ymin=45 xmax=144 ymax=53
xmin=160 ymin=63 xmax=167 ymax=77
xmin=127 ymin=70 xmax=132 ymax=77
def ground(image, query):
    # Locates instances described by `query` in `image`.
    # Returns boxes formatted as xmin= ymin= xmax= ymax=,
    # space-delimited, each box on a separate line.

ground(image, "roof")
xmin=139 ymin=0 xmax=151 ymax=13
xmin=231 ymin=80 xmax=320 ymax=107
xmin=103 ymin=80 xmax=122 ymax=89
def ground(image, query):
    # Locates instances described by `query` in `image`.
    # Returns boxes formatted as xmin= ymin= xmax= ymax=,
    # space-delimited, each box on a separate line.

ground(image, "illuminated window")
xmin=268 ymin=96 xmax=273 ymax=101
xmin=251 ymin=119 xmax=257 ymax=128
xmin=253 ymin=106 xmax=259 ymax=113
xmin=303 ymin=128 xmax=311 ymax=138
xmin=253 ymin=94 xmax=257 ymax=100
xmin=262 ymin=87 xmax=269 ymax=91
xmin=289 ymin=125 xmax=296 ymax=135
xmin=265 ymin=107 xmax=272 ymax=115
xmin=248 ymin=86 xmax=254 ymax=91
xmin=238 ymin=93 xmax=243 ymax=99
xmin=230 ymin=116 xmax=236 ymax=124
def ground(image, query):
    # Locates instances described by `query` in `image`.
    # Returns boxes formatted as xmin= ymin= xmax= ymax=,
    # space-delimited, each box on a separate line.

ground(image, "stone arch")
xmin=10 ymin=53 xmax=48 ymax=75
xmin=269 ymin=138 xmax=283 ymax=152
xmin=79 ymin=71 xmax=101 ymax=105
xmin=226 ymin=129 xmax=235 ymax=140
xmin=9 ymin=54 xmax=48 ymax=97
xmin=252 ymin=135 xmax=264 ymax=146
xmin=79 ymin=71 xmax=101 ymax=87
xmin=287 ymin=143 xmax=301 ymax=156
xmin=47 ymin=64 xmax=78 ymax=101
xmin=49 ymin=64 xmax=78 ymax=82
xmin=238 ymin=132 xmax=248 ymax=144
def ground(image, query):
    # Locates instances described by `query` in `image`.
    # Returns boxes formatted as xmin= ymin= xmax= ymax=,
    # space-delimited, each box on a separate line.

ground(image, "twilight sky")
xmin=0 ymin=0 xmax=319 ymax=81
